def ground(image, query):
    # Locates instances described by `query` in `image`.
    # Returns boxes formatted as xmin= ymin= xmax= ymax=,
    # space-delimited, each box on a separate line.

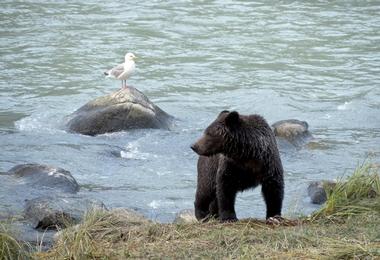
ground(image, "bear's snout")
xmin=190 ymin=143 xmax=199 ymax=154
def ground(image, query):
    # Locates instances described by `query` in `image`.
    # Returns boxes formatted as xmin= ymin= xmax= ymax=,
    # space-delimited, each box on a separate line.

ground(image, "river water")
xmin=1 ymin=1 xmax=379 ymax=222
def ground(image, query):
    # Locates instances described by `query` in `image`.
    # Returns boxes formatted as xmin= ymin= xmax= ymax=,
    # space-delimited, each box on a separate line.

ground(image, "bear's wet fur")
xmin=191 ymin=110 xmax=284 ymax=222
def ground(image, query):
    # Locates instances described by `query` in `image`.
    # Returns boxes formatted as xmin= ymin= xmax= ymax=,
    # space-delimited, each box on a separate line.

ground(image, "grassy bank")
xmin=2 ymin=163 xmax=380 ymax=259
xmin=39 ymin=212 xmax=379 ymax=259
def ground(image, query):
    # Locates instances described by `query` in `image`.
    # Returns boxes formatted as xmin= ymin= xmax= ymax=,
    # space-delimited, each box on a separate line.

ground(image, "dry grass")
xmin=34 ymin=163 xmax=380 ymax=259
xmin=36 ymin=211 xmax=379 ymax=259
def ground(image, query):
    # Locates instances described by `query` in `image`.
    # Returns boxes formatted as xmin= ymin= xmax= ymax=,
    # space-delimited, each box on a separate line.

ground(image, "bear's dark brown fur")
xmin=191 ymin=111 xmax=284 ymax=222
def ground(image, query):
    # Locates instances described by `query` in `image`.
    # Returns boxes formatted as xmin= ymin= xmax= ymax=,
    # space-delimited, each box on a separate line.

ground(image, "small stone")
xmin=307 ymin=181 xmax=336 ymax=204
xmin=173 ymin=209 xmax=197 ymax=224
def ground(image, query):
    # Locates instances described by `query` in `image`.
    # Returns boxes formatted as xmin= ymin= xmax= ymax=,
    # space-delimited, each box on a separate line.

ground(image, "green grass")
xmin=35 ymin=163 xmax=380 ymax=259
xmin=311 ymin=162 xmax=380 ymax=221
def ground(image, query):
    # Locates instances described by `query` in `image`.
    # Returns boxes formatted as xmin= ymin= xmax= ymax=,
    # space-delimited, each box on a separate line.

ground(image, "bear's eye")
xmin=205 ymin=131 xmax=214 ymax=137
xmin=206 ymin=130 xmax=219 ymax=138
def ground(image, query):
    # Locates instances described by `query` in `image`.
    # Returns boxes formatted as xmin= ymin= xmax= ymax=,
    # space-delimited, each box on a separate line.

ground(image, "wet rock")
xmin=307 ymin=181 xmax=336 ymax=204
xmin=24 ymin=196 xmax=106 ymax=230
xmin=272 ymin=119 xmax=312 ymax=144
xmin=173 ymin=209 xmax=197 ymax=224
xmin=66 ymin=86 xmax=174 ymax=136
xmin=4 ymin=164 xmax=79 ymax=194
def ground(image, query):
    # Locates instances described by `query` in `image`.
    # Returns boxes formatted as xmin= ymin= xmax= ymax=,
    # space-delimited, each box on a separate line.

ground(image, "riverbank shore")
xmin=2 ymin=163 xmax=379 ymax=259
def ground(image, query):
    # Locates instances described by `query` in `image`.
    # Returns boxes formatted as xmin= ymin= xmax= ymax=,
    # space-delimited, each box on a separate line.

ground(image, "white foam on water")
xmin=337 ymin=101 xmax=351 ymax=111
xmin=156 ymin=170 xmax=172 ymax=176
xmin=148 ymin=200 xmax=160 ymax=209
xmin=15 ymin=113 xmax=65 ymax=134
xmin=323 ymin=114 xmax=331 ymax=119
xmin=148 ymin=200 xmax=175 ymax=209
xmin=120 ymin=141 xmax=152 ymax=160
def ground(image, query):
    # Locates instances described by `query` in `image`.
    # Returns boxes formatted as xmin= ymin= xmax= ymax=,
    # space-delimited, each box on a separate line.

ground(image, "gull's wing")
xmin=104 ymin=63 xmax=124 ymax=78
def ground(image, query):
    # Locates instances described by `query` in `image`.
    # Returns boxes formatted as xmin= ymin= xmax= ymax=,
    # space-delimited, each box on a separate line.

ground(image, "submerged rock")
xmin=307 ymin=181 xmax=337 ymax=204
xmin=24 ymin=196 xmax=106 ymax=230
xmin=173 ymin=209 xmax=197 ymax=224
xmin=66 ymin=86 xmax=174 ymax=136
xmin=272 ymin=119 xmax=312 ymax=144
xmin=4 ymin=164 xmax=79 ymax=194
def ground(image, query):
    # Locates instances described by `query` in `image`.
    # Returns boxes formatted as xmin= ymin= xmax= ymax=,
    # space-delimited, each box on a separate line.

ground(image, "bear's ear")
xmin=219 ymin=110 xmax=229 ymax=116
xmin=225 ymin=111 xmax=240 ymax=127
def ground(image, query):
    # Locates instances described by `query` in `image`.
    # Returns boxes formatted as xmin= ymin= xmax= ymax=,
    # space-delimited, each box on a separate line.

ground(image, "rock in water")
xmin=307 ymin=181 xmax=337 ymax=204
xmin=272 ymin=119 xmax=312 ymax=144
xmin=24 ymin=196 xmax=106 ymax=230
xmin=4 ymin=164 xmax=79 ymax=194
xmin=66 ymin=86 xmax=173 ymax=136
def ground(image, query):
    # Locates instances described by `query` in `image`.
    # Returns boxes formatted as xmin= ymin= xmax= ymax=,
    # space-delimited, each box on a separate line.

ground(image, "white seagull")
xmin=104 ymin=52 xmax=136 ymax=88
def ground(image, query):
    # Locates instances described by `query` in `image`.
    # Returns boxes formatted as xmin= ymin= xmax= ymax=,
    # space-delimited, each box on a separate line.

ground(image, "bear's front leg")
xmin=194 ymin=191 xmax=213 ymax=221
xmin=216 ymin=166 xmax=238 ymax=222
xmin=194 ymin=156 xmax=218 ymax=221
xmin=209 ymin=198 xmax=219 ymax=218
xmin=262 ymin=177 xmax=284 ymax=219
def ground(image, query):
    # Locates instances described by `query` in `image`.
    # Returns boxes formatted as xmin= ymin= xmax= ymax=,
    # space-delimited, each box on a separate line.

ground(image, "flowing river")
xmin=1 ymin=1 xmax=379 ymax=222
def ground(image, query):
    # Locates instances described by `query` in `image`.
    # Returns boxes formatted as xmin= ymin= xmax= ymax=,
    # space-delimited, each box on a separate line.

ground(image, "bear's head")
xmin=191 ymin=110 xmax=240 ymax=156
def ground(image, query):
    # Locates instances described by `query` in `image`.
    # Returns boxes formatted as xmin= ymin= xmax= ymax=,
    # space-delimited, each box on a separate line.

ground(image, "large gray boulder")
xmin=24 ymin=196 xmax=106 ymax=230
xmin=4 ymin=164 xmax=79 ymax=194
xmin=272 ymin=119 xmax=312 ymax=144
xmin=66 ymin=86 xmax=174 ymax=136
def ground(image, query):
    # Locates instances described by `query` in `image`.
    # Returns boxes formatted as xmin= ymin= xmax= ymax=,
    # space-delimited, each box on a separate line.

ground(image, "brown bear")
xmin=191 ymin=110 xmax=284 ymax=222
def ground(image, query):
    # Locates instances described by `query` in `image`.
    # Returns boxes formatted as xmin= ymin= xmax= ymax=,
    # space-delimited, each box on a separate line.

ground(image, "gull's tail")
xmin=104 ymin=71 xmax=109 ymax=76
